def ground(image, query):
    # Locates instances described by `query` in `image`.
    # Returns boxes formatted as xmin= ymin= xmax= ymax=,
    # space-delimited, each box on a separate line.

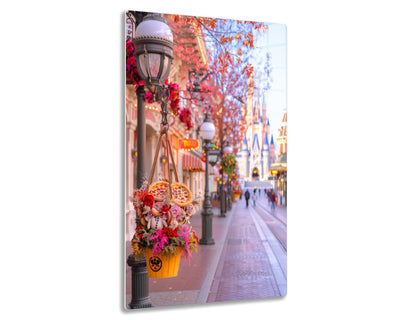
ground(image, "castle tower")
xmin=245 ymin=74 xmax=254 ymax=149
xmin=250 ymin=132 xmax=262 ymax=180
xmin=237 ymin=134 xmax=250 ymax=179
xmin=277 ymin=109 xmax=287 ymax=155
xmin=262 ymin=93 xmax=267 ymax=137
xmin=262 ymin=132 xmax=270 ymax=179
xmin=270 ymin=133 xmax=276 ymax=164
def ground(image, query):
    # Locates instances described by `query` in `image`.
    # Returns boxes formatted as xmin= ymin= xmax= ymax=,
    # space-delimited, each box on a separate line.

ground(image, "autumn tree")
xmin=169 ymin=14 xmax=268 ymax=152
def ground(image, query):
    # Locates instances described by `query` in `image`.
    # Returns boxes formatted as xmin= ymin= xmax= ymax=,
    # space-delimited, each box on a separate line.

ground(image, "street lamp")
xmin=271 ymin=169 xmax=278 ymax=192
xmin=199 ymin=111 xmax=216 ymax=245
xmin=133 ymin=14 xmax=174 ymax=90
xmin=223 ymin=144 xmax=232 ymax=155
xmin=283 ymin=174 xmax=287 ymax=206
xmin=127 ymin=12 xmax=174 ymax=310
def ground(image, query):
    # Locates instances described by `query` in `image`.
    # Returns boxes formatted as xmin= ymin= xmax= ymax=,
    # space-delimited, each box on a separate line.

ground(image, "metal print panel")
xmin=125 ymin=10 xmax=287 ymax=309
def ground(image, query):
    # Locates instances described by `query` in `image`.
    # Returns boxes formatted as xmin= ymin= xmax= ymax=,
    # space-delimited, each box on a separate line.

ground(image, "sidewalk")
xmin=125 ymin=197 xmax=287 ymax=308
xmin=125 ymin=204 xmax=235 ymax=308
xmin=207 ymin=199 xmax=285 ymax=301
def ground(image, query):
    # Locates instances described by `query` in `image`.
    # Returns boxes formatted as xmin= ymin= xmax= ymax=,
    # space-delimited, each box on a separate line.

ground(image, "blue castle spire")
xmin=242 ymin=133 xmax=249 ymax=152
xmin=263 ymin=132 xmax=269 ymax=151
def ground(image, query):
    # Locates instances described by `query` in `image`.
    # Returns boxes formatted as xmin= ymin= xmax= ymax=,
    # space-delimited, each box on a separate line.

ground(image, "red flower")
xmin=161 ymin=205 xmax=169 ymax=214
xmin=127 ymin=56 xmax=136 ymax=68
xmin=126 ymin=40 xmax=134 ymax=55
xmin=192 ymin=230 xmax=199 ymax=243
xmin=143 ymin=194 xmax=154 ymax=208
xmin=163 ymin=227 xmax=178 ymax=239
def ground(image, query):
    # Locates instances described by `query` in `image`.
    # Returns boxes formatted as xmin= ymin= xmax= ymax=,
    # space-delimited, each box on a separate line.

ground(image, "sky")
xmin=255 ymin=23 xmax=287 ymax=141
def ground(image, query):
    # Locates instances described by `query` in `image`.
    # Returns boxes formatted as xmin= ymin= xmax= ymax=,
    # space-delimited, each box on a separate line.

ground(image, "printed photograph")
xmin=124 ymin=10 xmax=287 ymax=309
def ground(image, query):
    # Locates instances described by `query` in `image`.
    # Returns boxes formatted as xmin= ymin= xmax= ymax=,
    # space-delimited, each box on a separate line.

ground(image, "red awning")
xmin=183 ymin=154 xmax=204 ymax=172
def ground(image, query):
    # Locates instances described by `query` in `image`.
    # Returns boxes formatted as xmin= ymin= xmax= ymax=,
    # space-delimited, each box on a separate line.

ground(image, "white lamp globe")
xmin=133 ymin=13 xmax=174 ymax=87
xmin=224 ymin=145 xmax=233 ymax=154
xmin=200 ymin=120 xmax=215 ymax=141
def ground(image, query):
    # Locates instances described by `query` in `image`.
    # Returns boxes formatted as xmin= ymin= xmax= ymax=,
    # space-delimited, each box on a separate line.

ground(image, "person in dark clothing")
xmin=270 ymin=192 xmax=276 ymax=210
xmin=244 ymin=190 xmax=250 ymax=208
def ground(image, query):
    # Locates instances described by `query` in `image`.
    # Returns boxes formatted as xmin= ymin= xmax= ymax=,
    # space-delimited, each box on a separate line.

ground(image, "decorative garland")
xmin=126 ymin=39 xmax=192 ymax=129
xmin=179 ymin=108 xmax=193 ymax=130
xmin=221 ymin=154 xmax=237 ymax=176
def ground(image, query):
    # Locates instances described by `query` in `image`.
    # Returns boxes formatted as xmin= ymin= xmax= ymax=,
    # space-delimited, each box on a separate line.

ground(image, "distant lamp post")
xmin=127 ymin=12 xmax=174 ymax=310
xmin=199 ymin=111 xmax=216 ymax=245
xmin=271 ymin=169 xmax=278 ymax=191
xmin=283 ymin=174 xmax=287 ymax=206
xmin=223 ymin=144 xmax=232 ymax=155
xmin=223 ymin=141 xmax=233 ymax=211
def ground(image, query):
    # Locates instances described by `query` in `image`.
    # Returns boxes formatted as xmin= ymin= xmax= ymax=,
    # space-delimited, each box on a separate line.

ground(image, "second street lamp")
xmin=199 ymin=111 xmax=216 ymax=245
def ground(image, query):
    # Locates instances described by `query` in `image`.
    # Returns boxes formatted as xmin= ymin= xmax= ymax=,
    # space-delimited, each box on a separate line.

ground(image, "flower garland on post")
xmin=221 ymin=154 xmax=237 ymax=177
xmin=126 ymin=39 xmax=192 ymax=129
xmin=178 ymin=108 xmax=193 ymax=130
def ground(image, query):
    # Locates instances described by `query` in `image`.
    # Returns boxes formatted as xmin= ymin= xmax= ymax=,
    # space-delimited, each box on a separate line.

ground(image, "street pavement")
xmin=125 ymin=195 xmax=287 ymax=309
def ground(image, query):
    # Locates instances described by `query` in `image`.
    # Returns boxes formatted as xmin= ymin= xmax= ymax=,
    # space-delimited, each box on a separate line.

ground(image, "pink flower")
xmin=144 ymin=91 xmax=153 ymax=103
xmin=149 ymin=229 xmax=169 ymax=256
xmin=178 ymin=225 xmax=192 ymax=260
xmin=185 ymin=204 xmax=195 ymax=217
xmin=169 ymin=205 xmax=183 ymax=220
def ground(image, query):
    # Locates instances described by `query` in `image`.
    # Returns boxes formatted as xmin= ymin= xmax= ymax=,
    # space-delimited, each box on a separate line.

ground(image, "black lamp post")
xmin=223 ymin=142 xmax=233 ymax=211
xmin=283 ymin=174 xmax=287 ymax=206
xmin=126 ymin=12 xmax=173 ymax=309
xmin=199 ymin=111 xmax=216 ymax=245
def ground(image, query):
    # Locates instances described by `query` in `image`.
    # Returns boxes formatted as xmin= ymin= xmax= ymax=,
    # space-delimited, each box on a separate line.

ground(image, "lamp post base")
xmin=200 ymin=209 xmax=215 ymax=245
xmin=127 ymin=255 xmax=152 ymax=309
xmin=220 ymin=190 xmax=226 ymax=217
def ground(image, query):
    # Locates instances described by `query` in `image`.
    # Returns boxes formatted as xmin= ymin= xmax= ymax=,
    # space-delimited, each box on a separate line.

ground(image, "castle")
xmin=236 ymin=76 xmax=278 ymax=181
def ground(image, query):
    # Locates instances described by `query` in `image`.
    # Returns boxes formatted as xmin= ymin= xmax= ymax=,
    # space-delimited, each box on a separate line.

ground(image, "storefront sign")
xmin=180 ymin=139 xmax=200 ymax=151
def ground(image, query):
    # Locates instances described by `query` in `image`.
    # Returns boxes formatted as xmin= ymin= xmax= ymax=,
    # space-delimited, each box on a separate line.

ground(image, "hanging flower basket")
xmin=145 ymin=247 xmax=182 ymax=278
xmin=129 ymin=127 xmax=198 ymax=278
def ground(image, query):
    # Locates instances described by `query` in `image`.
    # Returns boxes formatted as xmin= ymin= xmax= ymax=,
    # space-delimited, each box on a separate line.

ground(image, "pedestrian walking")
xmin=252 ymin=193 xmax=257 ymax=206
xmin=270 ymin=192 xmax=276 ymax=210
xmin=244 ymin=189 xmax=250 ymax=208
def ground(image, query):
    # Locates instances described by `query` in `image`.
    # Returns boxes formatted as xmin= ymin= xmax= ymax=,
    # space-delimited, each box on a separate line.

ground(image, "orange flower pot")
xmin=145 ymin=247 xmax=182 ymax=278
